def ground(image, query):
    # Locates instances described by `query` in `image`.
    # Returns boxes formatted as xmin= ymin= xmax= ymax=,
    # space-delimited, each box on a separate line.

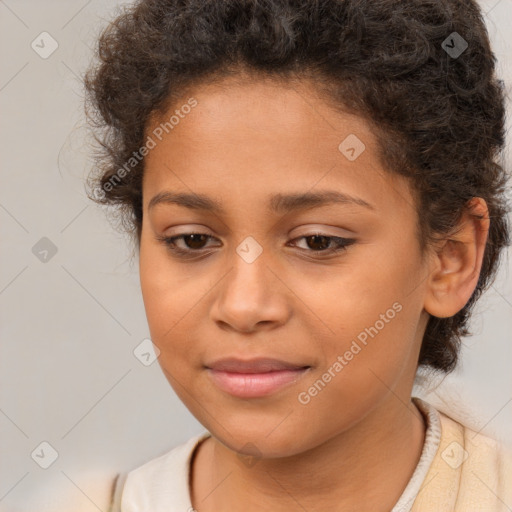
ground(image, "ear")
xmin=423 ymin=197 xmax=490 ymax=319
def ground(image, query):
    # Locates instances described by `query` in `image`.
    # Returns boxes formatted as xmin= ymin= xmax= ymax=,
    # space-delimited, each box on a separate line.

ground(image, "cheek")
xmin=139 ymin=241 xmax=189 ymax=346
xmin=139 ymin=256 xmax=199 ymax=394
xmin=294 ymin=291 xmax=419 ymax=440
xmin=298 ymin=252 xmax=410 ymax=337
xmin=138 ymin=239 xmax=219 ymax=375
xmin=302 ymin=240 xmax=423 ymax=377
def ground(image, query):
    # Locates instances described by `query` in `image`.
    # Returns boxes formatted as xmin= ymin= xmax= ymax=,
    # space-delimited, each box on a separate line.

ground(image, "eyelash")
xmin=155 ymin=233 xmax=356 ymax=259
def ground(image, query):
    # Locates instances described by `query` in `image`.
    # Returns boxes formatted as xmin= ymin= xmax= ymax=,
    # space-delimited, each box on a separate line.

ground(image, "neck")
xmin=191 ymin=394 xmax=426 ymax=512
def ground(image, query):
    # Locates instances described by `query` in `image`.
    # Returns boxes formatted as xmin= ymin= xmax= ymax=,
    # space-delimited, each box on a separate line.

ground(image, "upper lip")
xmin=206 ymin=357 xmax=310 ymax=373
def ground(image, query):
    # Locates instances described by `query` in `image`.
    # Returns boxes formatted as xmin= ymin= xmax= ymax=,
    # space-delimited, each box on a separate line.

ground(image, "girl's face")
xmin=139 ymin=76 xmax=432 ymax=457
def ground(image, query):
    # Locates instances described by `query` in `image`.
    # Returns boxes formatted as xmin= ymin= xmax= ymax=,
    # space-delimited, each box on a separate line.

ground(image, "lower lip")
xmin=207 ymin=368 xmax=310 ymax=398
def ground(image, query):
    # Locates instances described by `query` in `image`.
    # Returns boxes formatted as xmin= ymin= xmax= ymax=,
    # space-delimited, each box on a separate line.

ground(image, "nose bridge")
xmin=225 ymin=235 xmax=271 ymax=306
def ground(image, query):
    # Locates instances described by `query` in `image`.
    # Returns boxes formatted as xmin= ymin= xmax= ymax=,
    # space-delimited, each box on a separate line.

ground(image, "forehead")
xmin=142 ymin=76 xmax=415 ymax=218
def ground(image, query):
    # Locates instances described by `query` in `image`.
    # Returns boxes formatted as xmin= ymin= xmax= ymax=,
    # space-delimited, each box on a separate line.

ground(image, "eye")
xmin=288 ymin=234 xmax=356 ymax=254
xmin=155 ymin=233 xmax=217 ymax=257
xmin=155 ymin=232 xmax=356 ymax=258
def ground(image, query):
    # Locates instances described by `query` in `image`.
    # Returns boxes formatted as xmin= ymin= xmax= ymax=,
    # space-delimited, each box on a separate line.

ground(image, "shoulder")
xmin=445 ymin=410 xmax=512 ymax=506
xmin=109 ymin=430 xmax=211 ymax=512
xmin=413 ymin=399 xmax=512 ymax=511
xmin=438 ymin=406 xmax=512 ymax=473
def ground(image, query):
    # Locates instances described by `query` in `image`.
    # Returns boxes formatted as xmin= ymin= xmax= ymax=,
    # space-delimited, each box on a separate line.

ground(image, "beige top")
xmin=109 ymin=397 xmax=512 ymax=511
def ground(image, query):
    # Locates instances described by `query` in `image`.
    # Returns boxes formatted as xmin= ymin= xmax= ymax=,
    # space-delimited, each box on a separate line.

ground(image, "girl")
xmin=84 ymin=0 xmax=512 ymax=510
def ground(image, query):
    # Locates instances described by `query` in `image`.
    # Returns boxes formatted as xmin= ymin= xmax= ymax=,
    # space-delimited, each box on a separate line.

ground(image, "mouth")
xmin=205 ymin=357 xmax=311 ymax=398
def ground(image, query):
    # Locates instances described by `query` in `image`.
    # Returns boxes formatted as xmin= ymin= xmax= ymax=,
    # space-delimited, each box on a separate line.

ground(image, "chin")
xmin=205 ymin=417 xmax=320 ymax=460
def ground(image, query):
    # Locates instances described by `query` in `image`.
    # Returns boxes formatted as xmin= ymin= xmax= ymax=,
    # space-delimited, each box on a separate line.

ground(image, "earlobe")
xmin=423 ymin=197 xmax=490 ymax=319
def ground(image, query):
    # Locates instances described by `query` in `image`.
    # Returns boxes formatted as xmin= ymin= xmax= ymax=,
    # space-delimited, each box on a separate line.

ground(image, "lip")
xmin=206 ymin=357 xmax=309 ymax=373
xmin=205 ymin=357 xmax=311 ymax=398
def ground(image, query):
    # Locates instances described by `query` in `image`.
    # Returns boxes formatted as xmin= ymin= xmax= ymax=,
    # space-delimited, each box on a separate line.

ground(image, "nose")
xmin=209 ymin=247 xmax=291 ymax=334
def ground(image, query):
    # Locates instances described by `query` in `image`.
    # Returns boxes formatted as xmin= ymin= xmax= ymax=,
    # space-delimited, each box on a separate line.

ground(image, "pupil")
xmin=186 ymin=234 xmax=207 ymax=249
xmin=307 ymin=235 xmax=329 ymax=251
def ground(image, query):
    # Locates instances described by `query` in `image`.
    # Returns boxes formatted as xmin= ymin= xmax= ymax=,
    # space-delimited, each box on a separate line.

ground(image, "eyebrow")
xmin=147 ymin=190 xmax=375 ymax=215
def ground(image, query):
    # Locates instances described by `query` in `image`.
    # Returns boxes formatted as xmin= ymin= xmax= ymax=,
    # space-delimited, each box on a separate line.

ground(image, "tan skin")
xmin=139 ymin=74 xmax=490 ymax=512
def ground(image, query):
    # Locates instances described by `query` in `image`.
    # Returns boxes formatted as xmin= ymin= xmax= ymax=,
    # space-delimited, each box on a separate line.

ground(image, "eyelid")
xmin=289 ymin=223 xmax=357 ymax=238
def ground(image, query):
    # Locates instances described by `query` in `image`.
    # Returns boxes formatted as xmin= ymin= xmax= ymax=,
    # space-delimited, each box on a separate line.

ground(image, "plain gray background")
xmin=1 ymin=1 xmax=511 ymax=510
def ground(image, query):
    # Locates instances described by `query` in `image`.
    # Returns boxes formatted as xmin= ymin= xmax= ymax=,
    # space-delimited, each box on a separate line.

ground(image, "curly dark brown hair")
xmin=84 ymin=0 xmax=510 ymax=374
